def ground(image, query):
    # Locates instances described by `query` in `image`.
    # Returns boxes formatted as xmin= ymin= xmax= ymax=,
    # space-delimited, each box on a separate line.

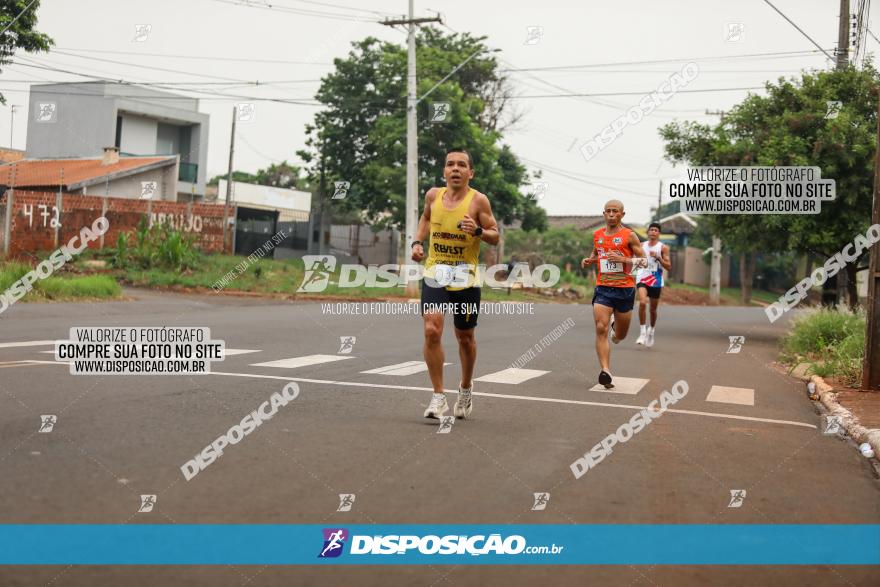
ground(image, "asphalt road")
xmin=0 ymin=288 xmax=878 ymax=586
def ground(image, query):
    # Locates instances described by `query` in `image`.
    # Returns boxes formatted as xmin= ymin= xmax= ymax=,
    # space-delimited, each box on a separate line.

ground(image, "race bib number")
xmin=600 ymin=259 xmax=622 ymax=273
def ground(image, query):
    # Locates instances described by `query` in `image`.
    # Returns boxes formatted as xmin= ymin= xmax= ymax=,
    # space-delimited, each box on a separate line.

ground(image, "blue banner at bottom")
xmin=0 ymin=525 xmax=878 ymax=565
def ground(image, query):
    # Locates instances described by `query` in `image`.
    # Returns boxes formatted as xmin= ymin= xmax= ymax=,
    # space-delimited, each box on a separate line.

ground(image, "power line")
xmin=272 ymin=0 xmax=396 ymax=16
xmin=8 ymin=56 xmax=326 ymax=105
xmin=498 ymin=49 xmax=830 ymax=73
xmin=506 ymin=86 xmax=766 ymax=99
xmin=49 ymin=49 xmax=321 ymax=87
xmin=520 ymin=157 xmax=658 ymax=199
xmin=761 ymin=0 xmax=836 ymax=61
xmin=54 ymin=47 xmax=332 ymax=66
xmin=205 ymin=0 xmax=375 ymax=22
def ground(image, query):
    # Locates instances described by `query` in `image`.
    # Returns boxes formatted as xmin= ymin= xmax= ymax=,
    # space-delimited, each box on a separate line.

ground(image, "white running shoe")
xmin=609 ymin=315 xmax=620 ymax=344
xmin=636 ymin=332 xmax=646 ymax=345
xmin=424 ymin=393 xmax=449 ymax=419
xmin=646 ymin=330 xmax=655 ymax=347
xmin=454 ymin=385 xmax=473 ymax=419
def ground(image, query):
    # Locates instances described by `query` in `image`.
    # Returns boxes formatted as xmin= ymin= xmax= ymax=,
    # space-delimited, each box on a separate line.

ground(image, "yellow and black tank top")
xmin=424 ymin=187 xmax=481 ymax=291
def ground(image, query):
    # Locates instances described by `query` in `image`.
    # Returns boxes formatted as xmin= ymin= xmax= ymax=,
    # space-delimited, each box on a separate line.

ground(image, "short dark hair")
xmin=446 ymin=148 xmax=473 ymax=169
xmin=648 ymin=222 xmax=662 ymax=232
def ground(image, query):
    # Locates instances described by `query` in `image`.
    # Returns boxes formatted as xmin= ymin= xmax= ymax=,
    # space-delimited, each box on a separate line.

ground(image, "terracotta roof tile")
xmin=0 ymin=156 xmax=173 ymax=187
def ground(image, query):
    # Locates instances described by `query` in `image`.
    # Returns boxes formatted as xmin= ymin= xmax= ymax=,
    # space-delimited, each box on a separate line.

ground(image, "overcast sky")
xmin=0 ymin=0 xmax=873 ymax=223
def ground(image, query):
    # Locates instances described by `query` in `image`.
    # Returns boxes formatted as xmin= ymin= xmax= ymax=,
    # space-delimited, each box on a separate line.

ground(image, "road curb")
xmin=809 ymin=374 xmax=880 ymax=458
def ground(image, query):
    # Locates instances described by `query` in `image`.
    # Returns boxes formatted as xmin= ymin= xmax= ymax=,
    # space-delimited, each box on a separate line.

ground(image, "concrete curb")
xmin=809 ymin=374 xmax=880 ymax=458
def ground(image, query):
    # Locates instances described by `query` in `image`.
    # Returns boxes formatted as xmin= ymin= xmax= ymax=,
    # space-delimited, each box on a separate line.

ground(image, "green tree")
xmin=660 ymin=65 xmax=879 ymax=306
xmin=208 ymin=161 xmax=309 ymax=190
xmin=504 ymin=226 xmax=592 ymax=273
xmin=297 ymin=28 xmax=541 ymax=230
xmin=0 ymin=0 xmax=54 ymax=105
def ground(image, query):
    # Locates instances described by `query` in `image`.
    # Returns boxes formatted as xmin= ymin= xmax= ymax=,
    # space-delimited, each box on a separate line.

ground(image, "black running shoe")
xmin=598 ymin=370 xmax=614 ymax=389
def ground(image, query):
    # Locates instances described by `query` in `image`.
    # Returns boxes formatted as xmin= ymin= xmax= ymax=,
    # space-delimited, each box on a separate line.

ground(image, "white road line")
xmin=706 ymin=385 xmax=756 ymax=406
xmin=250 ymin=354 xmax=354 ymax=369
xmin=221 ymin=349 xmax=261 ymax=357
xmin=201 ymin=370 xmax=816 ymax=429
xmin=40 ymin=348 xmax=260 ymax=357
xmin=0 ymin=340 xmax=55 ymax=349
xmin=590 ymin=377 xmax=650 ymax=395
xmin=475 ymin=368 xmax=548 ymax=384
xmin=12 ymin=361 xmax=815 ymax=429
xmin=361 ymin=361 xmax=451 ymax=376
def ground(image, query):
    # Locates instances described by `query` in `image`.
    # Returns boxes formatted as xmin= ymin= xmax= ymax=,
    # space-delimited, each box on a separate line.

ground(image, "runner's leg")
xmin=423 ymin=312 xmax=445 ymax=392
xmin=638 ymin=286 xmax=648 ymax=326
xmin=613 ymin=309 xmax=633 ymax=341
xmin=455 ymin=327 xmax=476 ymax=389
xmin=650 ymin=296 xmax=660 ymax=327
xmin=636 ymin=287 xmax=648 ymax=345
xmin=593 ymin=302 xmax=614 ymax=371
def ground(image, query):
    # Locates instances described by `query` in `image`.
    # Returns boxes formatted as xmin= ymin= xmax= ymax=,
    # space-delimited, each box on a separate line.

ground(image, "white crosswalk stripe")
xmin=0 ymin=340 xmax=55 ymax=349
xmin=589 ymin=377 xmax=650 ymax=395
xmin=706 ymin=385 xmax=755 ymax=406
xmin=361 ymin=361 xmax=449 ymax=376
xmin=474 ymin=367 xmax=548 ymax=385
xmin=250 ymin=354 xmax=354 ymax=369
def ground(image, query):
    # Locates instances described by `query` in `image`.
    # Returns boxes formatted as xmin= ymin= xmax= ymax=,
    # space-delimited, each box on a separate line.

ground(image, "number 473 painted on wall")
xmin=22 ymin=204 xmax=62 ymax=229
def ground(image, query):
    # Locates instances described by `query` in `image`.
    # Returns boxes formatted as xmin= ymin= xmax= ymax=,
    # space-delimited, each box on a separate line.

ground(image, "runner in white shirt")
xmin=635 ymin=222 xmax=672 ymax=347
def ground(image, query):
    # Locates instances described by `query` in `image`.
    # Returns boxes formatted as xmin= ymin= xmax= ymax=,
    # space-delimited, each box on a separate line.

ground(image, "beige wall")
xmin=80 ymin=164 xmax=178 ymax=200
xmin=670 ymin=246 xmax=731 ymax=288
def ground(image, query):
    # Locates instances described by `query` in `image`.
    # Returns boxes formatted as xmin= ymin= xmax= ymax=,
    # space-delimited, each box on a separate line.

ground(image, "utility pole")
xmin=656 ymin=180 xmax=663 ymax=221
xmin=837 ymin=0 xmax=850 ymax=70
xmin=9 ymin=105 xmax=20 ymax=148
xmin=318 ymin=136 xmax=327 ymax=255
xmin=862 ymin=87 xmax=880 ymax=391
xmin=223 ymin=106 xmax=237 ymax=253
xmin=381 ymin=2 xmax=442 ymax=296
xmin=709 ymin=236 xmax=722 ymax=304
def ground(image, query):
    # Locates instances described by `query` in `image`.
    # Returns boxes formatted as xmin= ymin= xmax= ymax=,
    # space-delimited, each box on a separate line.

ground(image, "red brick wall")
xmin=0 ymin=190 xmax=232 ymax=258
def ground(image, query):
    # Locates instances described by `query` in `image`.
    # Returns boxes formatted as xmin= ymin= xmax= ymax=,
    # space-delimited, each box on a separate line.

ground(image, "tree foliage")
xmin=208 ymin=161 xmax=309 ymax=191
xmin=297 ymin=28 xmax=545 ymax=231
xmin=0 ymin=0 xmax=54 ymax=105
xmin=660 ymin=65 xmax=880 ymax=303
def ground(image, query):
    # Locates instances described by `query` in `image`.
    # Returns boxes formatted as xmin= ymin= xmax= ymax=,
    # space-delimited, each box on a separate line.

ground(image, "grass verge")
xmin=0 ymin=261 xmax=122 ymax=303
xmin=779 ymin=307 xmax=865 ymax=387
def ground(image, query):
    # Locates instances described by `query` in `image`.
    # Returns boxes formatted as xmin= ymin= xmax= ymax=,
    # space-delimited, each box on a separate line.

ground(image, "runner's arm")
xmin=473 ymin=193 xmax=499 ymax=245
xmin=581 ymin=249 xmax=598 ymax=267
xmin=412 ymin=188 xmax=437 ymax=262
xmin=659 ymin=244 xmax=672 ymax=271
xmin=627 ymin=232 xmax=648 ymax=268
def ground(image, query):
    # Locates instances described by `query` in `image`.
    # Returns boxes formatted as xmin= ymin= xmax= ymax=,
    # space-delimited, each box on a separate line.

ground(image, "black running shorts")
xmin=420 ymin=281 xmax=481 ymax=330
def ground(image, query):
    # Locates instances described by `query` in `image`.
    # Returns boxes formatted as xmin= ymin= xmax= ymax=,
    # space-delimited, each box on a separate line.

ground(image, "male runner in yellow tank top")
xmin=411 ymin=149 xmax=499 ymax=420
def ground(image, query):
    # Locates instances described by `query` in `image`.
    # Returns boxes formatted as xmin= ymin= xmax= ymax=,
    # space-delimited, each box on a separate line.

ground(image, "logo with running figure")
xmin=727 ymin=336 xmax=745 ymax=354
xmin=337 ymin=494 xmax=355 ymax=512
xmin=338 ymin=337 xmax=356 ymax=354
xmin=318 ymin=528 xmax=349 ymax=558
xmin=298 ymin=255 xmax=337 ymax=293
xmin=437 ymin=416 xmax=455 ymax=434
xmin=728 ymin=489 xmax=746 ymax=508
xmin=38 ymin=415 xmax=57 ymax=433
xmin=531 ymin=492 xmax=550 ymax=511
xmin=138 ymin=494 xmax=157 ymax=513
xmin=430 ymin=102 xmax=451 ymax=123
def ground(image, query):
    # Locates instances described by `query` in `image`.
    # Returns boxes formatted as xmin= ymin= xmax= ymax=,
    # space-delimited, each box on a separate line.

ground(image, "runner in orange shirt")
xmin=581 ymin=200 xmax=647 ymax=389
